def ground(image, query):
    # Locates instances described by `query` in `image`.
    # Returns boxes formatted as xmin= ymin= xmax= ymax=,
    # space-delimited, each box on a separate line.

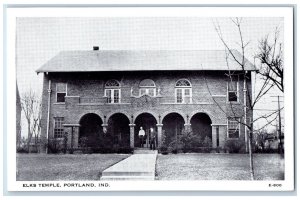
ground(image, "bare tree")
xmin=21 ymin=89 xmax=41 ymax=152
xmin=257 ymin=28 xmax=284 ymax=92
xmin=209 ymin=18 xmax=283 ymax=180
xmin=254 ymin=128 xmax=269 ymax=152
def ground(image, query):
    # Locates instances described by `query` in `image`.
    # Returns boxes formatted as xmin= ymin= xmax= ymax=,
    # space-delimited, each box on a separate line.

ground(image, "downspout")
xmin=243 ymin=72 xmax=248 ymax=152
xmin=46 ymin=78 xmax=51 ymax=154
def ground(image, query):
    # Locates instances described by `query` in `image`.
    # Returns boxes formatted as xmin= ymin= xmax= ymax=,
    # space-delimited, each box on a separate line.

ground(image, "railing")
xmin=79 ymin=97 xmax=131 ymax=104
xmin=78 ymin=95 xmax=218 ymax=105
xmin=79 ymin=97 xmax=107 ymax=104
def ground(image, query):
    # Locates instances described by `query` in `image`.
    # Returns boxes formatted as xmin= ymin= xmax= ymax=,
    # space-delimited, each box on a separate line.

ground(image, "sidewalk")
xmin=100 ymin=150 xmax=157 ymax=180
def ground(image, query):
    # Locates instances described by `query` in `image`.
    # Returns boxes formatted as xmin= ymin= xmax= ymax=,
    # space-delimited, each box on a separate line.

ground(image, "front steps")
xmin=100 ymin=150 xmax=157 ymax=181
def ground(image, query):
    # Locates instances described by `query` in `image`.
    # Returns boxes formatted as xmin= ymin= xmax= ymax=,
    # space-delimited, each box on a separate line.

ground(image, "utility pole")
xmin=271 ymin=95 xmax=284 ymax=155
xmin=277 ymin=96 xmax=282 ymax=155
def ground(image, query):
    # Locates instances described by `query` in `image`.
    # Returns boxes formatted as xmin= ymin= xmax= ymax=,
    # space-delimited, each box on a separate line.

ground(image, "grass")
xmin=17 ymin=153 xmax=284 ymax=181
xmin=16 ymin=153 xmax=130 ymax=181
xmin=156 ymin=153 xmax=284 ymax=180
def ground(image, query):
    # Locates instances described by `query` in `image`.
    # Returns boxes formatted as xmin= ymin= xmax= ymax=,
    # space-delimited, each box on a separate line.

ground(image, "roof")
xmin=36 ymin=50 xmax=256 ymax=73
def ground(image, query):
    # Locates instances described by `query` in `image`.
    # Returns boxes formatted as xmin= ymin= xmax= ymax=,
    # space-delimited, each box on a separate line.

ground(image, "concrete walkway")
xmin=100 ymin=150 xmax=157 ymax=181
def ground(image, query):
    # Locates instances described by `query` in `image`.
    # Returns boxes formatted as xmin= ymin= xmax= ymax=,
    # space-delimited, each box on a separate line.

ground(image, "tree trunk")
xmin=248 ymin=122 xmax=255 ymax=180
xmin=27 ymin=126 xmax=32 ymax=153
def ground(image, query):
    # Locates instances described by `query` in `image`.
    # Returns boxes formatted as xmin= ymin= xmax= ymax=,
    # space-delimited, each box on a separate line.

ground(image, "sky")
xmin=16 ymin=17 xmax=284 ymax=136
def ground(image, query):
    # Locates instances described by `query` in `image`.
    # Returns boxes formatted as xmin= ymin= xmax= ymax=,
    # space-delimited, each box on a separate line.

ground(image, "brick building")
xmin=36 ymin=49 xmax=255 ymax=153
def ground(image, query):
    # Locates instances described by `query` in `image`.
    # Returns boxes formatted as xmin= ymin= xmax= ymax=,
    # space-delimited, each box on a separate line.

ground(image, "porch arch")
xmin=78 ymin=113 xmax=103 ymax=147
xmin=190 ymin=112 xmax=212 ymax=140
xmin=160 ymin=111 xmax=187 ymax=124
xmin=188 ymin=110 xmax=216 ymax=124
xmin=134 ymin=112 xmax=158 ymax=148
xmin=133 ymin=110 xmax=159 ymax=124
xmin=106 ymin=111 xmax=131 ymax=124
xmin=162 ymin=112 xmax=185 ymax=145
xmin=77 ymin=112 xmax=104 ymax=125
xmin=107 ymin=113 xmax=130 ymax=147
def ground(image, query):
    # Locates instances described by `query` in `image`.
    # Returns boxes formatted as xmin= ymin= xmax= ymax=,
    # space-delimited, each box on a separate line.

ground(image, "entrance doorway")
xmin=134 ymin=113 xmax=157 ymax=148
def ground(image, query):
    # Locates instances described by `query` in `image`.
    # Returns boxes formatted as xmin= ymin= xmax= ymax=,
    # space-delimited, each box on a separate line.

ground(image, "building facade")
xmin=37 ymin=49 xmax=255 ymax=153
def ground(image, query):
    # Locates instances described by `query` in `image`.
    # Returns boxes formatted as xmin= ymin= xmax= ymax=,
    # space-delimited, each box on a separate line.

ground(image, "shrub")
xmin=163 ymin=129 xmax=216 ymax=154
xmin=224 ymin=139 xmax=244 ymax=153
xmin=117 ymin=147 xmax=134 ymax=154
xmin=88 ymin=146 xmax=133 ymax=154
xmin=82 ymin=147 xmax=93 ymax=154
xmin=92 ymin=147 xmax=110 ymax=153
xmin=168 ymin=138 xmax=184 ymax=153
xmin=47 ymin=138 xmax=65 ymax=154
xmin=159 ymin=145 xmax=168 ymax=155
xmin=30 ymin=148 xmax=39 ymax=153
xmin=181 ymin=130 xmax=203 ymax=151
xmin=202 ymin=136 xmax=212 ymax=147
xmin=17 ymin=147 xmax=28 ymax=153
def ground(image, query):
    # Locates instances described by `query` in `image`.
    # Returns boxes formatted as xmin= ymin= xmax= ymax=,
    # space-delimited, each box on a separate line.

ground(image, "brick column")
xmin=66 ymin=128 xmax=72 ymax=148
xmin=184 ymin=123 xmax=191 ymax=131
xmin=129 ymin=124 xmax=135 ymax=148
xmin=70 ymin=127 xmax=76 ymax=149
xmin=211 ymin=125 xmax=217 ymax=148
xmin=101 ymin=123 xmax=108 ymax=134
xmin=73 ymin=126 xmax=79 ymax=148
xmin=156 ymin=124 xmax=163 ymax=148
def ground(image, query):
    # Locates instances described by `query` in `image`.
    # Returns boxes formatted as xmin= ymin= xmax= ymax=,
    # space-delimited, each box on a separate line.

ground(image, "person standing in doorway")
xmin=150 ymin=127 xmax=157 ymax=150
xmin=138 ymin=127 xmax=145 ymax=147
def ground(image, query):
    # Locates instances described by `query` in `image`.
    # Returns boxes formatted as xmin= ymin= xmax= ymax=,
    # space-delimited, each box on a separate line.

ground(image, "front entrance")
xmin=134 ymin=113 xmax=157 ymax=148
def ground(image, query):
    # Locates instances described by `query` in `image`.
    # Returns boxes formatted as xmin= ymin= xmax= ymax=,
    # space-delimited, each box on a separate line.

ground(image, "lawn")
xmin=156 ymin=153 xmax=284 ymax=180
xmin=17 ymin=153 xmax=130 ymax=181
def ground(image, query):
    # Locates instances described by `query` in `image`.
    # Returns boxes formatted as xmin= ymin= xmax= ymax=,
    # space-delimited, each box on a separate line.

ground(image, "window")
xmin=228 ymin=80 xmax=238 ymax=102
xmin=175 ymin=79 xmax=192 ymax=103
xmin=139 ymin=79 xmax=156 ymax=97
xmin=104 ymin=80 xmax=121 ymax=103
xmin=54 ymin=117 xmax=64 ymax=138
xmin=56 ymin=83 xmax=67 ymax=103
xmin=227 ymin=117 xmax=240 ymax=138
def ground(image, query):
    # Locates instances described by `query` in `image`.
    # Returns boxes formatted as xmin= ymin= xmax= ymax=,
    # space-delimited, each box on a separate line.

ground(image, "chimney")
xmin=93 ymin=46 xmax=99 ymax=51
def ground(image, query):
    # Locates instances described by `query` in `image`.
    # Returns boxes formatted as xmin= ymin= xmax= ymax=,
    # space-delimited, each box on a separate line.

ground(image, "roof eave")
xmin=35 ymin=69 xmax=258 ymax=73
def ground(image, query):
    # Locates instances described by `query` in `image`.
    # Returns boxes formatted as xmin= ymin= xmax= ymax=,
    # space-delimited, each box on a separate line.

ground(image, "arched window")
xmin=175 ymin=79 xmax=192 ymax=103
xmin=139 ymin=79 xmax=156 ymax=97
xmin=104 ymin=79 xmax=121 ymax=103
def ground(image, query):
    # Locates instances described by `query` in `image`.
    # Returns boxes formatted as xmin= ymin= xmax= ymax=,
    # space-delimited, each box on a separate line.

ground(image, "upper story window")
xmin=104 ymin=79 xmax=121 ymax=103
xmin=175 ymin=79 xmax=192 ymax=103
xmin=227 ymin=117 xmax=240 ymax=139
xmin=139 ymin=79 xmax=156 ymax=97
xmin=54 ymin=117 xmax=64 ymax=138
xmin=228 ymin=79 xmax=239 ymax=102
xmin=56 ymin=83 xmax=67 ymax=103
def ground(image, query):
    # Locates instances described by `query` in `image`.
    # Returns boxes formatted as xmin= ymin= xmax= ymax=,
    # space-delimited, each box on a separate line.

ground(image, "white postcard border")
xmin=5 ymin=6 xmax=294 ymax=192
